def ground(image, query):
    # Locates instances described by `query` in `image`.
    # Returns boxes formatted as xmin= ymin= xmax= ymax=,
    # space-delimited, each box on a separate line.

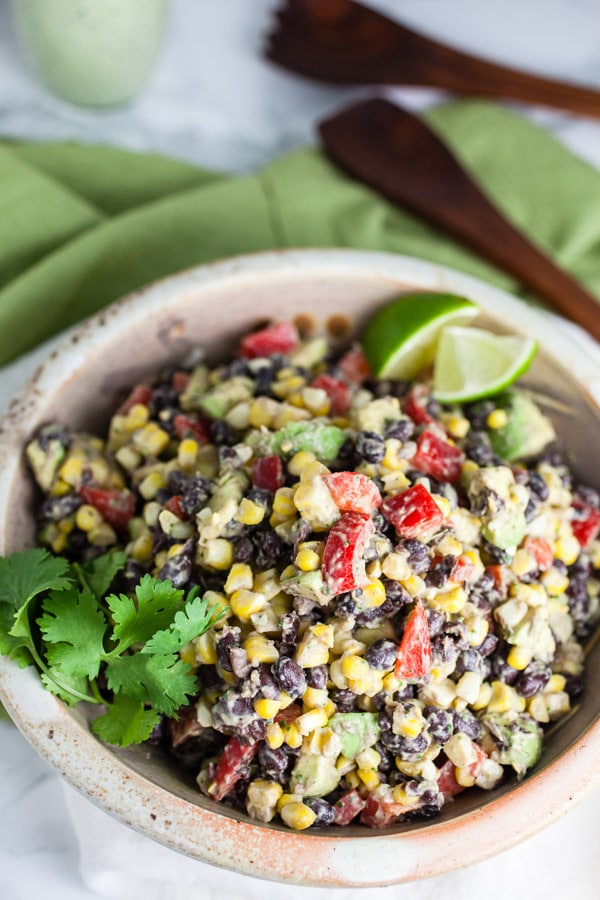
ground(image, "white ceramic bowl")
xmin=0 ymin=249 xmax=599 ymax=886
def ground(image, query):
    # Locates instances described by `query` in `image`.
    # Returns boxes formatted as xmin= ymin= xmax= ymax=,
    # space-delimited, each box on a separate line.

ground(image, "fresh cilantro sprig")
xmin=0 ymin=548 xmax=226 ymax=747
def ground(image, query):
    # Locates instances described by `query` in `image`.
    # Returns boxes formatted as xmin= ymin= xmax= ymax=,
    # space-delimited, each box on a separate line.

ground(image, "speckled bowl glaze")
xmin=0 ymin=250 xmax=599 ymax=886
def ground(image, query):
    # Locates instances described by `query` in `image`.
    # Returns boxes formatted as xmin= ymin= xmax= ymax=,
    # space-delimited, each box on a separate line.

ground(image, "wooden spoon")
xmin=319 ymin=99 xmax=600 ymax=341
xmin=267 ymin=0 xmax=600 ymax=119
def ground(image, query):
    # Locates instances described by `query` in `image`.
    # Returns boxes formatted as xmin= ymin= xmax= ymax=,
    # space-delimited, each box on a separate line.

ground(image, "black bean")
xmin=257 ymin=743 xmax=288 ymax=779
xmin=365 ymin=639 xmax=398 ymax=670
xmin=219 ymin=446 xmax=241 ymax=469
xmin=40 ymin=492 xmax=82 ymax=521
xmin=158 ymin=553 xmax=192 ymax=588
xmin=401 ymin=539 xmax=430 ymax=575
xmin=375 ymin=742 xmax=395 ymax=773
xmin=335 ymin=595 xmax=357 ymax=618
xmin=36 ymin=423 xmax=72 ymax=450
xmin=210 ymin=420 xmax=236 ymax=445
xmin=330 ymin=688 xmax=357 ymax=712
xmin=528 ymin=471 xmax=550 ymax=502
xmin=253 ymin=367 xmax=275 ymax=396
xmin=181 ymin=476 xmax=212 ymax=516
xmin=455 ymin=649 xmax=485 ymax=677
xmin=491 ymin=654 xmax=519 ymax=685
xmin=515 ymin=661 xmax=551 ymax=698
xmin=216 ymin=630 xmax=239 ymax=672
xmin=452 ymin=709 xmax=481 ymax=740
xmin=239 ymin=719 xmax=267 ymax=743
xmin=464 ymin=430 xmax=494 ymax=465
xmin=233 ymin=537 xmax=254 ymax=562
xmin=167 ymin=469 xmax=189 ymax=495
xmin=481 ymin=539 xmax=512 ymax=565
xmin=253 ymin=530 xmax=285 ymax=567
xmin=221 ymin=358 xmax=250 ymax=379
xmin=393 ymin=683 xmax=416 ymax=701
xmin=246 ymin=487 xmax=273 ymax=510
xmin=524 ymin=497 xmax=539 ymax=523
xmin=383 ymin=578 xmax=412 ymax=607
xmin=426 ymin=555 xmax=456 ymax=588
xmin=272 ymin=657 xmax=306 ymax=698
xmin=364 ymin=377 xmax=409 ymax=400
xmin=150 ymin=384 xmax=179 ymax=415
xmin=423 ymin=706 xmax=453 ymax=743
xmin=306 ymin=665 xmax=328 ymax=689
xmin=380 ymin=730 xmax=429 ymax=760
xmin=384 ymin=418 xmax=414 ymax=442
xmin=464 ymin=399 xmax=495 ymax=430
xmin=122 ymin=559 xmax=148 ymax=590
xmin=425 ymin=608 xmax=445 ymax=638
xmin=575 ymin=484 xmax=600 ymax=510
xmin=280 ymin=611 xmax=300 ymax=647
xmin=304 ymin=797 xmax=335 ymax=826
xmin=377 ymin=712 xmax=392 ymax=732
xmin=356 ymin=430 xmax=386 ymax=464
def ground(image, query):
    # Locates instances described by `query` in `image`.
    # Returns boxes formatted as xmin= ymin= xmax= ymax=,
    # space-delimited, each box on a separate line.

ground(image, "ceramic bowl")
xmin=0 ymin=249 xmax=599 ymax=886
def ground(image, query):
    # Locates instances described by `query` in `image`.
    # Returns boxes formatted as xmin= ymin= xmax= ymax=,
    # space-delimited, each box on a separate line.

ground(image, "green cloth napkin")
xmin=1 ymin=100 xmax=600 ymax=367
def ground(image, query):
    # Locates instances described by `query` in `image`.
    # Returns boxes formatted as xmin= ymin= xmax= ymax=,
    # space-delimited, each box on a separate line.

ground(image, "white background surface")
xmin=0 ymin=1 xmax=599 ymax=898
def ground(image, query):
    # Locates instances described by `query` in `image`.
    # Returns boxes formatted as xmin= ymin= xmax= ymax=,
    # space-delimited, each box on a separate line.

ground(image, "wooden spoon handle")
xmin=319 ymin=99 xmax=600 ymax=341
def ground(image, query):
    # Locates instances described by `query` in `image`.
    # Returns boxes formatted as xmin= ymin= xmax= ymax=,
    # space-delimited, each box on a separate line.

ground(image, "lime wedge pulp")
xmin=433 ymin=326 xmax=538 ymax=403
xmin=361 ymin=293 xmax=478 ymax=380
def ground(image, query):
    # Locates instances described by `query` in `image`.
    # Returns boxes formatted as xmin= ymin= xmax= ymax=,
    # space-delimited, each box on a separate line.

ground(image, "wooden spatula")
xmin=319 ymin=99 xmax=600 ymax=341
xmin=267 ymin=0 xmax=600 ymax=119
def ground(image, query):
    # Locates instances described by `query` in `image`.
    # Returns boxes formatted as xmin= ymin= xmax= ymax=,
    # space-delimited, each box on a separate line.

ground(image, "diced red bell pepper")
xmin=449 ymin=554 xmax=476 ymax=584
xmin=359 ymin=791 xmax=412 ymax=828
xmin=411 ymin=428 xmax=464 ymax=483
xmin=119 ymin=384 xmax=152 ymax=415
xmin=164 ymin=494 xmax=190 ymax=521
xmin=173 ymin=413 xmax=210 ymax=444
xmin=240 ymin=322 xmax=299 ymax=359
xmin=337 ymin=346 xmax=371 ymax=385
xmin=311 ymin=374 xmax=351 ymax=416
xmin=571 ymin=499 xmax=600 ymax=550
xmin=171 ymin=370 xmax=190 ymax=392
xmin=404 ymin=383 xmax=434 ymax=425
xmin=324 ymin=472 xmax=382 ymax=515
xmin=437 ymin=759 xmax=464 ymax=799
xmin=332 ymin=790 xmax=366 ymax=826
xmin=322 ymin=511 xmax=375 ymax=596
xmin=522 ymin=535 xmax=554 ymax=571
xmin=251 ymin=455 xmax=285 ymax=492
xmin=381 ymin=483 xmax=444 ymax=539
xmin=78 ymin=486 xmax=136 ymax=533
xmin=395 ymin=600 xmax=432 ymax=680
xmin=208 ymin=736 xmax=258 ymax=802
xmin=275 ymin=703 xmax=302 ymax=725
xmin=486 ymin=564 xmax=513 ymax=597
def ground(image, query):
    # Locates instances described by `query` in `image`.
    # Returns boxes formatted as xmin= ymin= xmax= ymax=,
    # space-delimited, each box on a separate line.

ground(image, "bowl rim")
xmin=0 ymin=247 xmax=599 ymax=887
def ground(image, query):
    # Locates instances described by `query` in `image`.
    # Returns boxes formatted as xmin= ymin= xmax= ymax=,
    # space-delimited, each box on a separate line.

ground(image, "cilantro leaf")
xmin=91 ymin=695 xmax=161 ymax=747
xmin=0 ymin=548 xmax=71 ymax=612
xmin=143 ymin=592 xmax=225 ymax=655
xmin=0 ymin=605 xmax=33 ymax=665
xmin=38 ymin=587 xmax=107 ymax=680
xmin=40 ymin=669 xmax=91 ymax=706
xmin=74 ymin=549 xmax=127 ymax=600
xmin=107 ymin=575 xmax=185 ymax=652
xmin=105 ymin=653 xmax=198 ymax=716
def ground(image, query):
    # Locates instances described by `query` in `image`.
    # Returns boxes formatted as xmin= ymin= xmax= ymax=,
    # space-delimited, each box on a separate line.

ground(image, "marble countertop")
xmin=0 ymin=1 xmax=599 ymax=898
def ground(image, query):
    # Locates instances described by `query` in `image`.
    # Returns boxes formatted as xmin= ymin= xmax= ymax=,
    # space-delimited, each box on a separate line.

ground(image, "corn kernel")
xmin=254 ymin=697 xmax=281 ymax=720
xmin=506 ymin=645 xmax=532 ymax=671
xmin=58 ymin=457 xmax=83 ymax=487
xmin=177 ymin=438 xmax=199 ymax=469
xmin=297 ymin=708 xmax=328 ymax=736
xmin=88 ymin=522 xmax=117 ymax=547
xmin=358 ymin=578 xmax=386 ymax=609
xmin=246 ymin=779 xmax=283 ymax=823
xmin=381 ymin=552 xmax=411 ymax=582
xmin=287 ymin=450 xmax=317 ymax=477
xmin=486 ymin=680 xmax=519 ymax=714
xmin=75 ymin=503 xmax=103 ymax=532
xmin=50 ymin=478 xmax=71 ymax=497
xmin=265 ymin=722 xmax=285 ymax=749
xmin=50 ymin=532 xmax=67 ymax=554
xmin=467 ymin=614 xmax=489 ymax=647
xmin=356 ymin=747 xmax=381 ymax=771
xmin=235 ymin=498 xmax=266 ymax=526
xmin=115 ymin=445 xmax=142 ymax=472
xmin=295 ymin=623 xmax=334 ymax=668
xmin=554 ymin=533 xmax=581 ymax=566
xmin=430 ymin=586 xmax=467 ymax=614
xmin=125 ymin=403 xmax=150 ymax=429
xmin=280 ymin=801 xmax=317 ymax=831
xmin=444 ymin=733 xmax=478 ymax=767
xmin=433 ymin=495 xmax=452 ymax=518
xmin=546 ymin=673 xmax=567 ymax=693
xmin=224 ymin=562 xmax=254 ymax=594
xmin=381 ymin=438 xmax=404 ymax=471
xmin=243 ymin=631 xmax=278 ymax=663
xmin=302 ymin=687 xmax=329 ymax=710
xmin=132 ymin=423 xmax=170 ymax=457
xmin=276 ymin=792 xmax=297 ymax=812
xmin=282 ymin=723 xmax=303 ymax=749
xmin=344 ymin=770 xmax=361 ymax=790
xmin=273 ymin=487 xmax=297 ymax=518
xmin=189 ymin=630 xmax=214 ymax=664
xmin=392 ymin=705 xmax=424 ymax=739
xmin=400 ymin=574 xmax=427 ymax=597
xmin=486 ymin=409 xmax=509 ymax=430
xmin=455 ymin=671 xmax=482 ymax=704
xmin=249 ymin=397 xmax=279 ymax=428
xmin=278 ymin=691 xmax=294 ymax=710
xmin=357 ymin=768 xmax=380 ymax=790
xmin=203 ymin=538 xmax=234 ymax=571
xmin=179 ymin=641 xmax=196 ymax=666
xmin=446 ymin=415 xmax=470 ymax=439
xmin=295 ymin=548 xmax=321 ymax=572
xmin=541 ymin=567 xmax=569 ymax=596
xmin=382 ymin=672 xmax=401 ymax=694
xmin=341 ymin=654 xmax=369 ymax=680
xmin=472 ymin=681 xmax=493 ymax=710
xmin=455 ymin=766 xmax=477 ymax=788
xmin=301 ymin=386 xmax=331 ymax=415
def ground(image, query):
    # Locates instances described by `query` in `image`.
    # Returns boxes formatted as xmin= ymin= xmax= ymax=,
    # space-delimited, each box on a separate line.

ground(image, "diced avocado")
xmin=208 ymin=470 xmax=247 ymax=512
xmin=289 ymin=337 xmax=328 ymax=369
xmin=247 ymin=420 xmax=347 ymax=462
xmin=280 ymin=568 xmax=332 ymax=606
xmin=489 ymin=390 xmax=556 ymax=462
xmin=200 ymin=376 xmax=254 ymax=419
xmin=26 ymin=438 xmax=65 ymax=492
xmin=179 ymin=364 xmax=209 ymax=411
xmin=482 ymin=712 xmax=543 ymax=778
xmin=289 ymin=753 xmax=341 ymax=798
xmin=328 ymin=712 xmax=381 ymax=759
xmin=481 ymin=506 xmax=526 ymax=551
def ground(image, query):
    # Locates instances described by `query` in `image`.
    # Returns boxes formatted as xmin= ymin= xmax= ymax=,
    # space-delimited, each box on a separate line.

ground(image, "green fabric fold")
xmin=1 ymin=99 xmax=599 ymax=367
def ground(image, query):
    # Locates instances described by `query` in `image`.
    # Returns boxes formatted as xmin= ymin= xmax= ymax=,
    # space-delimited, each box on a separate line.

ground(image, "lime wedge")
xmin=361 ymin=293 xmax=478 ymax=380
xmin=433 ymin=326 xmax=537 ymax=403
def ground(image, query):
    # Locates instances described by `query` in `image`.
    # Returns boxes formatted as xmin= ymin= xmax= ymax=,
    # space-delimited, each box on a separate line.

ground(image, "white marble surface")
xmin=1 ymin=1 xmax=600 ymax=898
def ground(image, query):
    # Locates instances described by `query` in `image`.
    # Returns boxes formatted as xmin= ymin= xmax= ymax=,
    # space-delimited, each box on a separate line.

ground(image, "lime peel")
xmin=361 ymin=293 xmax=478 ymax=380
xmin=433 ymin=326 xmax=538 ymax=403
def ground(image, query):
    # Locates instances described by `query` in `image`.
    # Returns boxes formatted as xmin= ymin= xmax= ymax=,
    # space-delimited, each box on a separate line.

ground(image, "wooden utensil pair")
xmin=267 ymin=0 xmax=600 ymax=339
